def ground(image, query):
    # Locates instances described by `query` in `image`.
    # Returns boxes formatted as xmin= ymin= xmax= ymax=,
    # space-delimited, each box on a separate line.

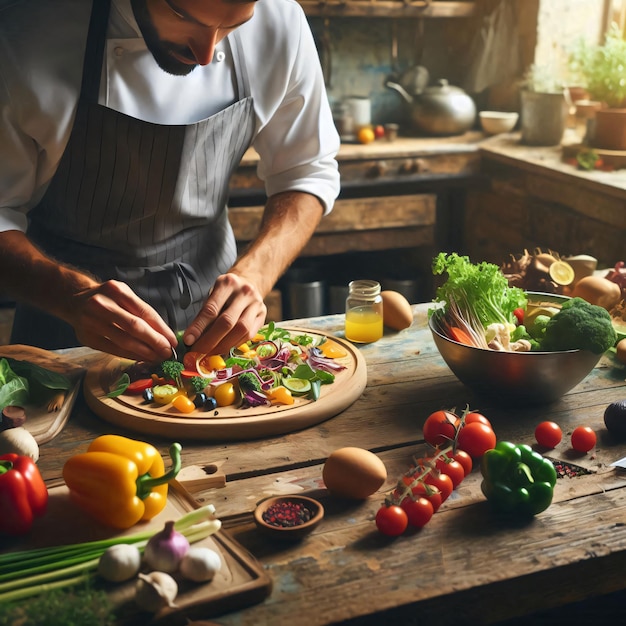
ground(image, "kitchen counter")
xmin=463 ymin=131 xmax=626 ymax=268
xmin=22 ymin=305 xmax=626 ymax=625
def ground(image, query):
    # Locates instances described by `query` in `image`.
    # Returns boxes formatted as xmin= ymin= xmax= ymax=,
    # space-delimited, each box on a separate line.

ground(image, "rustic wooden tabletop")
xmin=28 ymin=305 xmax=626 ymax=625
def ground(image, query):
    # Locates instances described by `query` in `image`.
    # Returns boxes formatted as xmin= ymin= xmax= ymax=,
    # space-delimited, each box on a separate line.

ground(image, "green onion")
xmin=0 ymin=505 xmax=221 ymax=603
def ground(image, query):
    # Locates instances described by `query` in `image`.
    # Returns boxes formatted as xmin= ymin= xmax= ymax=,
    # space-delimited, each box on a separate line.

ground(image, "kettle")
xmin=386 ymin=78 xmax=477 ymax=136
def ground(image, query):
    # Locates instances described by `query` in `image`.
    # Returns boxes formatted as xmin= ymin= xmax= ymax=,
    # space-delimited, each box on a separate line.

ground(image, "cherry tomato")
xmin=126 ymin=378 xmax=153 ymax=395
xmin=464 ymin=412 xmax=492 ymax=429
xmin=456 ymin=422 xmax=496 ymax=458
xmin=183 ymin=351 xmax=203 ymax=373
xmin=423 ymin=410 xmax=459 ymax=447
xmin=424 ymin=471 xmax=454 ymax=502
xmin=410 ymin=480 xmax=442 ymax=512
xmin=213 ymin=382 xmax=236 ymax=407
xmin=571 ymin=426 xmax=596 ymax=453
xmin=513 ymin=307 xmax=524 ymax=325
xmin=434 ymin=457 xmax=465 ymax=489
xmin=400 ymin=497 xmax=433 ymax=528
xmin=446 ymin=449 xmax=473 ymax=476
xmin=199 ymin=354 xmax=227 ymax=374
xmin=172 ymin=394 xmax=196 ymax=414
xmin=375 ymin=505 xmax=408 ymax=536
xmin=535 ymin=421 xmax=563 ymax=449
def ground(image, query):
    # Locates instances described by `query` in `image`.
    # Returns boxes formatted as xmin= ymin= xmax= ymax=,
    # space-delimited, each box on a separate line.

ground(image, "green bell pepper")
xmin=480 ymin=441 xmax=557 ymax=518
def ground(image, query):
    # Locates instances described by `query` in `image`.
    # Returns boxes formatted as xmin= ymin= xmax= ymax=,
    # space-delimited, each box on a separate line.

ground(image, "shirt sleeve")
xmin=0 ymin=67 xmax=36 ymax=233
xmin=246 ymin=2 xmax=340 ymax=215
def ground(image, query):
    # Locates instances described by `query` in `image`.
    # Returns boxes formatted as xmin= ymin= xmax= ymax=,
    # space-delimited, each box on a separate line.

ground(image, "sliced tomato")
xmin=183 ymin=351 xmax=203 ymax=373
xmin=180 ymin=370 xmax=201 ymax=379
xmin=126 ymin=378 xmax=153 ymax=395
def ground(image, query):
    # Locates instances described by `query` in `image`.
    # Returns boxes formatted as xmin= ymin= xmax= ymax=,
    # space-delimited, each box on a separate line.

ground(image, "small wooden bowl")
xmin=253 ymin=495 xmax=324 ymax=540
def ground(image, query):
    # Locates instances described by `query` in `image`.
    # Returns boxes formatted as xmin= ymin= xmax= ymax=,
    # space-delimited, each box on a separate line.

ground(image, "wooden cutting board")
xmin=2 ymin=481 xmax=271 ymax=624
xmin=83 ymin=328 xmax=367 ymax=441
xmin=0 ymin=344 xmax=85 ymax=444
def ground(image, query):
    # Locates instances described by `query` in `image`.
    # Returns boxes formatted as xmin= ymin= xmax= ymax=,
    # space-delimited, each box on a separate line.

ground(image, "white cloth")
xmin=0 ymin=0 xmax=340 ymax=233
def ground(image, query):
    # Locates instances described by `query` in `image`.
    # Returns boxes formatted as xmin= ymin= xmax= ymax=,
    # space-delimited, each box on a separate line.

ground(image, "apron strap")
xmin=229 ymin=31 xmax=251 ymax=100
xmin=82 ymin=0 xmax=112 ymax=103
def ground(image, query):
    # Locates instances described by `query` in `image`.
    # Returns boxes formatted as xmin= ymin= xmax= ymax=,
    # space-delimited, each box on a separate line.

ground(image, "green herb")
xmin=0 ymin=582 xmax=115 ymax=626
xmin=105 ymin=373 xmax=130 ymax=398
xmin=0 ymin=358 xmax=29 ymax=409
xmin=576 ymin=148 xmax=600 ymax=171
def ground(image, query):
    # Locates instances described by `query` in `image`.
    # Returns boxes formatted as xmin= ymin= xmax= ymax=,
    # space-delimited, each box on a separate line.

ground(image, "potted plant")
xmin=519 ymin=64 xmax=569 ymax=146
xmin=569 ymin=23 xmax=626 ymax=150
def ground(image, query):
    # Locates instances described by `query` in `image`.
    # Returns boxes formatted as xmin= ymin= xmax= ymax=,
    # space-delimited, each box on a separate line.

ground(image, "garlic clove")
xmin=97 ymin=543 xmax=142 ymax=582
xmin=0 ymin=426 xmax=39 ymax=461
xmin=135 ymin=571 xmax=178 ymax=612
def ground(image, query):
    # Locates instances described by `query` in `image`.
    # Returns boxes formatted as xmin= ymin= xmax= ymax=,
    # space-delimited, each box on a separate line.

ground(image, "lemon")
xmin=282 ymin=378 xmax=312 ymax=395
xmin=357 ymin=127 xmax=375 ymax=144
xmin=548 ymin=260 xmax=575 ymax=286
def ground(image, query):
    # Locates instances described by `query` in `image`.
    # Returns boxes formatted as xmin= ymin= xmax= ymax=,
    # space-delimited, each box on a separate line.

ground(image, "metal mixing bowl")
xmin=428 ymin=293 xmax=602 ymax=404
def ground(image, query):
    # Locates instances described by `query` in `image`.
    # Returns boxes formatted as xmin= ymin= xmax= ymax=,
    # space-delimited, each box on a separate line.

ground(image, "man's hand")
xmin=70 ymin=280 xmax=178 ymax=362
xmin=184 ymin=272 xmax=267 ymax=355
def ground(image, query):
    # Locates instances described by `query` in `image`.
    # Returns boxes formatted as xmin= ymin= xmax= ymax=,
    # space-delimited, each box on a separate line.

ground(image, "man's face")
xmin=131 ymin=0 xmax=255 ymax=76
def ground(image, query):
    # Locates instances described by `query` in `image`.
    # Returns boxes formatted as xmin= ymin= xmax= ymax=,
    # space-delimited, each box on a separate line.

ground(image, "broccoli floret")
xmin=188 ymin=376 xmax=208 ymax=394
xmin=541 ymin=297 xmax=617 ymax=354
xmin=238 ymin=371 xmax=262 ymax=393
xmin=159 ymin=360 xmax=184 ymax=386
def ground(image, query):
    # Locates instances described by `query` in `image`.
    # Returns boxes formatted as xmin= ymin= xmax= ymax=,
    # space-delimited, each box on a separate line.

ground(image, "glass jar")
xmin=345 ymin=280 xmax=383 ymax=343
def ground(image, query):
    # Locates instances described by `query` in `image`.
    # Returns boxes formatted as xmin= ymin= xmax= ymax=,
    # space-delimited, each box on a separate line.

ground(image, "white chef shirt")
xmin=0 ymin=0 xmax=340 ymax=233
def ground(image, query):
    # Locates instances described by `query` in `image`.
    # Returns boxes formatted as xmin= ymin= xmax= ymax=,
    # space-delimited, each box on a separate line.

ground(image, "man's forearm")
xmin=230 ymin=190 xmax=325 ymax=296
xmin=0 ymin=230 xmax=98 ymax=322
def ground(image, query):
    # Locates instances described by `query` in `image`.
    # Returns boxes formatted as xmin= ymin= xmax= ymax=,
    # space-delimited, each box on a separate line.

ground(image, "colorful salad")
xmin=108 ymin=323 xmax=348 ymax=414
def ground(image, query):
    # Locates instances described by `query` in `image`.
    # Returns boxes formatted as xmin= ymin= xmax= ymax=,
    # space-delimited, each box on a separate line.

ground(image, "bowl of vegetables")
xmin=428 ymin=253 xmax=617 ymax=404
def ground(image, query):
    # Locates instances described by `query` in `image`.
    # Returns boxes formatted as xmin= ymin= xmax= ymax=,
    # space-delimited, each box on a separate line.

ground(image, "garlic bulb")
xmin=135 ymin=571 xmax=178 ymax=612
xmin=0 ymin=427 xmax=39 ymax=461
xmin=179 ymin=546 xmax=222 ymax=582
xmin=97 ymin=544 xmax=141 ymax=582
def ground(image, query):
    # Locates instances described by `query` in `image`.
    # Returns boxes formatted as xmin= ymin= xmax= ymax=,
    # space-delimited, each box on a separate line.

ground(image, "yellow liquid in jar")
xmin=345 ymin=307 xmax=383 ymax=343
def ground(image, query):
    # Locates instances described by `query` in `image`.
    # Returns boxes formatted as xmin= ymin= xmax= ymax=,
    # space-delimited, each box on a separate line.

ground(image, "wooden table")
xmin=32 ymin=304 xmax=626 ymax=625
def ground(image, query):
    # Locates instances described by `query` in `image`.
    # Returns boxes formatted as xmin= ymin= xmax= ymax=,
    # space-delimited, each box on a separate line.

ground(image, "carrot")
xmin=448 ymin=327 xmax=475 ymax=346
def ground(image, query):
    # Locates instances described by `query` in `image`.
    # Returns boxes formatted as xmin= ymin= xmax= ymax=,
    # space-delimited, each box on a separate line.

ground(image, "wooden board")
xmin=2 ymin=481 xmax=271 ymax=625
xmin=0 ymin=344 xmax=84 ymax=444
xmin=83 ymin=328 xmax=367 ymax=441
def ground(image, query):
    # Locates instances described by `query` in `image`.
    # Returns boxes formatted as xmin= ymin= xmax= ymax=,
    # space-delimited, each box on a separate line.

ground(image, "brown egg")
xmin=571 ymin=275 xmax=621 ymax=311
xmin=381 ymin=290 xmax=413 ymax=330
xmin=322 ymin=447 xmax=387 ymax=500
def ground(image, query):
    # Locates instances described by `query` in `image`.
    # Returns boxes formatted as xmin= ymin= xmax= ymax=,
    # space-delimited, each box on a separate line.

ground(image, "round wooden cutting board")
xmin=84 ymin=328 xmax=367 ymax=441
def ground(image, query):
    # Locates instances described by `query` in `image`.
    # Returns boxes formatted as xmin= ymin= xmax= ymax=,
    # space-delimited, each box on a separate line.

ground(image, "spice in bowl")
xmin=254 ymin=495 xmax=324 ymax=539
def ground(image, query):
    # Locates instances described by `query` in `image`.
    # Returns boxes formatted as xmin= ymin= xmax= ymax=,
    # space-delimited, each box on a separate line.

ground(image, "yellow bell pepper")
xmin=62 ymin=435 xmax=182 ymax=529
xmin=266 ymin=385 xmax=294 ymax=405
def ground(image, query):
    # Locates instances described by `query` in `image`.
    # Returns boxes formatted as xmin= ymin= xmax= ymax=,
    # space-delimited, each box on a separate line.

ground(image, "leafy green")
xmin=106 ymin=373 xmax=130 ymax=398
xmin=4 ymin=358 xmax=72 ymax=404
xmin=432 ymin=252 xmax=527 ymax=328
xmin=0 ymin=358 xmax=29 ymax=409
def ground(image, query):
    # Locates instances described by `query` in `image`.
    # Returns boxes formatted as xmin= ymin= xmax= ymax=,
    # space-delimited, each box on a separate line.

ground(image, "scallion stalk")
xmin=0 ymin=506 xmax=221 ymax=603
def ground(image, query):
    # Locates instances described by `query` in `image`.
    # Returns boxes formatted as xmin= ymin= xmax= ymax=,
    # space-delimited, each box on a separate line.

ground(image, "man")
xmin=0 ymin=0 xmax=340 ymax=363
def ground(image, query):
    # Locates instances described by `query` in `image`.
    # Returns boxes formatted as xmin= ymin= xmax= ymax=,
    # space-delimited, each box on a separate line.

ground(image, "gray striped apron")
xmin=11 ymin=0 xmax=256 ymax=350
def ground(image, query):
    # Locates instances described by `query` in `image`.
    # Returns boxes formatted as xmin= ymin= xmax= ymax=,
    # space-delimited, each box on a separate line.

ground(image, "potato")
xmin=571 ymin=275 xmax=621 ymax=310
xmin=617 ymin=338 xmax=626 ymax=365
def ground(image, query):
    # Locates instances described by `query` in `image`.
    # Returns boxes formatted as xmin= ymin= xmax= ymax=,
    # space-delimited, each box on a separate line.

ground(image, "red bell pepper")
xmin=0 ymin=453 xmax=48 ymax=535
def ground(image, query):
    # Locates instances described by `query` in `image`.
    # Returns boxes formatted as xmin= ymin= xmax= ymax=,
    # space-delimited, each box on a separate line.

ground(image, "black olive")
xmin=203 ymin=396 xmax=218 ymax=411
xmin=142 ymin=388 xmax=154 ymax=403
xmin=604 ymin=400 xmax=626 ymax=438
xmin=193 ymin=393 xmax=207 ymax=409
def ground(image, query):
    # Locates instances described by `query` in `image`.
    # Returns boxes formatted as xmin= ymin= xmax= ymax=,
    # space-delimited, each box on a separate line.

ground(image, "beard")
xmin=131 ymin=0 xmax=197 ymax=76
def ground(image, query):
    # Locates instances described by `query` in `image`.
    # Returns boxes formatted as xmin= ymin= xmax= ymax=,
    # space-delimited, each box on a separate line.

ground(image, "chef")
xmin=0 ymin=0 xmax=340 ymax=363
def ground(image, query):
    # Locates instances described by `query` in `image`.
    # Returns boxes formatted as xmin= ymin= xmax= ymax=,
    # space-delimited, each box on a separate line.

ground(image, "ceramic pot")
xmin=520 ymin=90 xmax=568 ymax=146
xmin=591 ymin=108 xmax=626 ymax=151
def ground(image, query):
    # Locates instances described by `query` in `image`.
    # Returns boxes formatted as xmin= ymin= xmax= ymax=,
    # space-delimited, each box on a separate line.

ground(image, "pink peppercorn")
xmin=262 ymin=501 xmax=313 ymax=528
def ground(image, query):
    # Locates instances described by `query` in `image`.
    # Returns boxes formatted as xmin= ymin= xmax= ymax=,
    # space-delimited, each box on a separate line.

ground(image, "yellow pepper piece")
xmin=62 ymin=435 xmax=182 ymax=529
xmin=266 ymin=385 xmax=294 ymax=405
